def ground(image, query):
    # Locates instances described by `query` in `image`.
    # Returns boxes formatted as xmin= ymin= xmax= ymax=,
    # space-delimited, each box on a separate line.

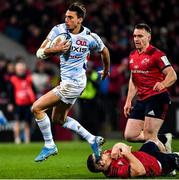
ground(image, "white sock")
xmin=63 ymin=116 xmax=95 ymax=144
xmin=36 ymin=114 xmax=55 ymax=148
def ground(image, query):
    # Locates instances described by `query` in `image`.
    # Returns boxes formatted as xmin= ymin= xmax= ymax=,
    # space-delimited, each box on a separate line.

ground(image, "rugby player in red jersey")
xmin=123 ymin=23 xmax=177 ymax=151
xmin=87 ymin=141 xmax=179 ymax=178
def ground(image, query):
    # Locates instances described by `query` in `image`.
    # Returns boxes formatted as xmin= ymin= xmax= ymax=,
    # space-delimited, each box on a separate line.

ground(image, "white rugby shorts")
xmin=52 ymin=80 xmax=86 ymax=105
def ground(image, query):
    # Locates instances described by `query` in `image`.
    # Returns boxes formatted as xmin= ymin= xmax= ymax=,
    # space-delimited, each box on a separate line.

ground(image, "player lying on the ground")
xmin=87 ymin=141 xmax=179 ymax=178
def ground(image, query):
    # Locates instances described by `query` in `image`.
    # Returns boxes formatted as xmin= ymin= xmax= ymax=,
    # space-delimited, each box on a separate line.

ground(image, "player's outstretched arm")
xmin=100 ymin=47 xmax=110 ymax=80
xmin=124 ymin=75 xmax=137 ymax=118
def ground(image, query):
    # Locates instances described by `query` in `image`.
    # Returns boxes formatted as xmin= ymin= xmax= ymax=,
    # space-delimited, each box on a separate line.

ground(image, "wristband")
xmin=36 ymin=48 xmax=48 ymax=59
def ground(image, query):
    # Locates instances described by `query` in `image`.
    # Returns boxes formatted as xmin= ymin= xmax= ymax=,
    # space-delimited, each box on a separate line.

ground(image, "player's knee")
xmin=31 ymin=103 xmax=36 ymax=114
xmin=124 ymin=133 xmax=135 ymax=142
xmin=31 ymin=102 xmax=41 ymax=115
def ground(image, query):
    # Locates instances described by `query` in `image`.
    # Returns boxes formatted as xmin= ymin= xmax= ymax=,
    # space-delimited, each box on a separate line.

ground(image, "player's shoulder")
xmin=82 ymin=26 xmax=101 ymax=38
xmin=51 ymin=23 xmax=68 ymax=33
xmin=80 ymin=27 xmax=100 ymax=43
xmin=147 ymin=45 xmax=165 ymax=56
xmin=82 ymin=26 xmax=91 ymax=35
xmin=90 ymin=32 xmax=100 ymax=39
xmin=88 ymin=31 xmax=103 ymax=44
xmin=48 ymin=23 xmax=68 ymax=39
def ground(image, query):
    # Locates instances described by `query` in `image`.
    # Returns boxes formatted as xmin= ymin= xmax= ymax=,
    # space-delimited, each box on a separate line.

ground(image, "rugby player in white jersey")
xmin=32 ymin=1 xmax=110 ymax=162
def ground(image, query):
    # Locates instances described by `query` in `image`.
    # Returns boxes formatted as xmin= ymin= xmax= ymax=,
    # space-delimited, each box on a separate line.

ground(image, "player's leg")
xmin=52 ymin=101 xmax=95 ymax=142
xmin=124 ymin=119 xmax=144 ymax=141
xmin=124 ymin=100 xmax=145 ymax=141
xmin=51 ymin=81 xmax=105 ymax=160
xmin=146 ymin=121 xmax=176 ymax=175
xmin=32 ymin=90 xmax=61 ymax=119
xmin=158 ymin=133 xmax=173 ymax=153
xmin=143 ymin=93 xmax=171 ymax=152
xmin=32 ymin=90 xmax=60 ymax=162
xmin=143 ymin=116 xmax=165 ymax=152
xmin=153 ymin=151 xmax=179 ymax=175
xmin=158 ymin=132 xmax=176 ymax=176
xmin=52 ymin=102 xmax=105 ymax=161
xmin=153 ymin=93 xmax=176 ymax=175
xmin=139 ymin=141 xmax=179 ymax=175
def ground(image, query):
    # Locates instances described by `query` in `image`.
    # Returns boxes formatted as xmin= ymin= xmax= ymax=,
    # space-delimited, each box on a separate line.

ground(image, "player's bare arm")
xmin=111 ymin=143 xmax=132 ymax=159
xmin=100 ymin=47 xmax=110 ymax=80
xmin=124 ymin=75 xmax=137 ymax=117
xmin=36 ymin=38 xmax=71 ymax=59
xmin=122 ymin=150 xmax=146 ymax=177
xmin=153 ymin=66 xmax=177 ymax=92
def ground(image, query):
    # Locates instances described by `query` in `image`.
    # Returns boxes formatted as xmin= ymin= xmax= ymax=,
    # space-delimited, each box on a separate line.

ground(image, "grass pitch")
xmin=0 ymin=139 xmax=179 ymax=179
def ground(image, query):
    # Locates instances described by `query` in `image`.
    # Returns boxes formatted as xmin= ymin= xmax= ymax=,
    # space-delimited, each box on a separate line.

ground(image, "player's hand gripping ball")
xmin=50 ymin=33 xmax=72 ymax=49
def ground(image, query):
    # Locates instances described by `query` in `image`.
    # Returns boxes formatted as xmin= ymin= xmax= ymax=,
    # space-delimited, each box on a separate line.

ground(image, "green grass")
xmin=0 ymin=139 xmax=179 ymax=179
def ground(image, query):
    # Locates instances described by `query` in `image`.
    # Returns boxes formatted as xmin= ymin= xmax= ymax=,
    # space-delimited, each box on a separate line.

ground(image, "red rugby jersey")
xmin=129 ymin=45 xmax=171 ymax=100
xmin=104 ymin=151 xmax=162 ymax=178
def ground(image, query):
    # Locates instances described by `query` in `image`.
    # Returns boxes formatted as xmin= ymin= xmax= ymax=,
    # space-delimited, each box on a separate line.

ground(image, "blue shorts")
xmin=129 ymin=92 xmax=170 ymax=120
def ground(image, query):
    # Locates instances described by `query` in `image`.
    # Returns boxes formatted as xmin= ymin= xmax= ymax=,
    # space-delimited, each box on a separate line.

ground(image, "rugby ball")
xmin=50 ymin=33 xmax=72 ymax=47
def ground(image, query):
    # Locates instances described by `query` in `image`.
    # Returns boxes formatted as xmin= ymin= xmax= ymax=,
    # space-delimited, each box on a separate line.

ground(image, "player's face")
xmin=65 ymin=10 xmax=82 ymax=31
xmin=97 ymin=151 xmax=112 ymax=171
xmin=133 ymin=28 xmax=151 ymax=52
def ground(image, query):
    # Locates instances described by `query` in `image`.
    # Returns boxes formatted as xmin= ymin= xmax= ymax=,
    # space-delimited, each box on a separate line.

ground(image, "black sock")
xmin=158 ymin=134 xmax=167 ymax=144
xmin=157 ymin=153 xmax=176 ymax=175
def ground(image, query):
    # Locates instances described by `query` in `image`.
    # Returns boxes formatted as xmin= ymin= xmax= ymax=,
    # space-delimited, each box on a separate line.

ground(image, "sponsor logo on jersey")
xmin=129 ymin=59 xmax=133 ymax=64
xmin=141 ymin=58 xmax=150 ymax=64
xmin=118 ymin=161 xmax=124 ymax=165
xmin=71 ymin=46 xmax=88 ymax=53
xmin=134 ymin=65 xmax=139 ymax=69
xmin=76 ymin=39 xmax=87 ymax=46
xmin=69 ymin=55 xmax=81 ymax=59
xmin=131 ymin=70 xmax=149 ymax=74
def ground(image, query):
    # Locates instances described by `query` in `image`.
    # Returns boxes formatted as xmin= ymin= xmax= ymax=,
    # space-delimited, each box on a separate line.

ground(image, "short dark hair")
xmin=87 ymin=154 xmax=101 ymax=173
xmin=68 ymin=1 xmax=86 ymax=19
xmin=134 ymin=23 xmax=152 ymax=34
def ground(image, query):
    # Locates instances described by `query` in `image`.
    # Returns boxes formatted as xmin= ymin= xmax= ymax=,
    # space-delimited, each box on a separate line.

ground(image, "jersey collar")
xmin=137 ymin=44 xmax=154 ymax=55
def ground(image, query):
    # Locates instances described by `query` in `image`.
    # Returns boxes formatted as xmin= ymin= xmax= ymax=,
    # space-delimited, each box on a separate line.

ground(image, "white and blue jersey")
xmin=47 ymin=23 xmax=105 ymax=84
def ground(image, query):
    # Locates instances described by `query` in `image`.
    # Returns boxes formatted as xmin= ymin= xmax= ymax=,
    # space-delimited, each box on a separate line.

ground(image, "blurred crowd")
xmin=0 ymin=0 xmax=179 ymax=142
xmin=0 ymin=55 xmax=60 ymax=143
xmin=0 ymin=0 xmax=179 ymax=63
